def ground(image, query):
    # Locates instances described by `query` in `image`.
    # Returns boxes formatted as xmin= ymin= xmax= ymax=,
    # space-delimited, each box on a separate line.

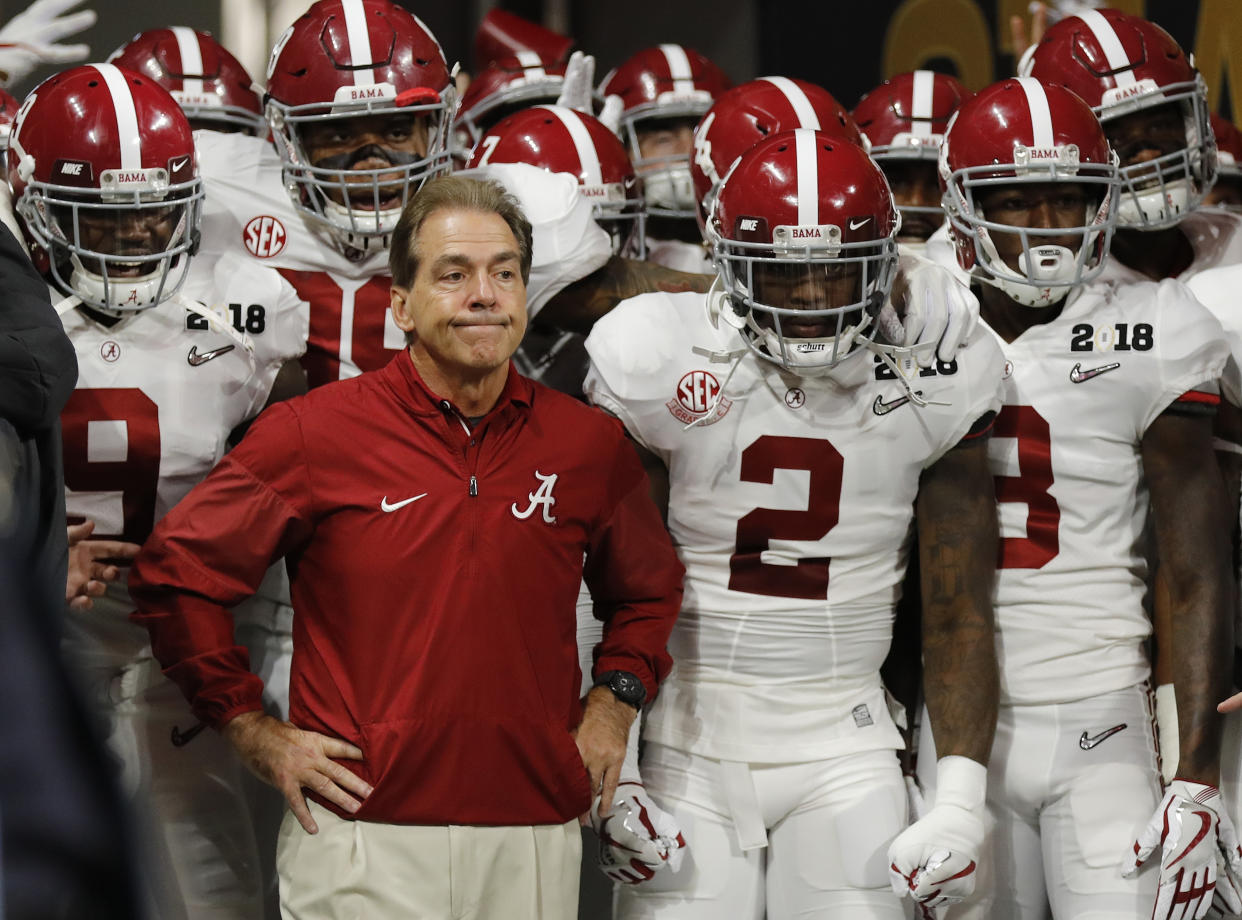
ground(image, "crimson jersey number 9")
xmin=993 ymin=404 xmax=1060 ymax=569
xmin=729 ymin=435 xmax=843 ymax=599
xmin=61 ymin=388 xmax=161 ymax=544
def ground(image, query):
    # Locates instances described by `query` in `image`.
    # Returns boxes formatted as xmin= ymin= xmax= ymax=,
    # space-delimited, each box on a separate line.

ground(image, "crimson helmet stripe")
xmin=540 ymin=105 xmax=602 ymax=184
xmin=659 ymin=44 xmax=695 ymax=93
xmin=1015 ymin=77 xmax=1055 ymax=148
xmin=794 ymin=128 xmax=819 ymax=226
xmin=515 ymin=50 xmax=546 ymax=76
xmin=910 ymin=70 xmax=935 ymax=137
xmin=93 ymin=64 xmax=142 ymax=169
xmin=170 ymin=26 xmax=204 ymax=95
xmin=759 ymin=76 xmax=821 ymax=131
xmin=341 ymin=0 xmax=376 ymax=86
xmin=1077 ymin=10 xmax=1138 ymax=88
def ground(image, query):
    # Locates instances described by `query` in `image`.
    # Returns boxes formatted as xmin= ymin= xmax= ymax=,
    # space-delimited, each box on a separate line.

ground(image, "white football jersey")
xmin=1186 ymin=264 xmax=1242 ymax=408
xmin=646 ymin=236 xmax=712 ymax=274
xmin=585 ymin=291 xmax=1005 ymax=761
xmin=59 ymin=261 xmax=303 ymax=635
xmin=195 ymin=131 xmax=611 ymax=388
xmin=986 ymin=278 xmax=1228 ymax=706
xmin=1097 ymin=209 xmax=1242 ymax=284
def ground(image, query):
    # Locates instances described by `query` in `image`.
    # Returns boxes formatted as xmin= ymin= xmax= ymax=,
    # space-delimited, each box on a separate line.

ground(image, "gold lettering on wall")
xmin=1195 ymin=0 xmax=1239 ymax=122
xmin=883 ymin=0 xmax=994 ymax=89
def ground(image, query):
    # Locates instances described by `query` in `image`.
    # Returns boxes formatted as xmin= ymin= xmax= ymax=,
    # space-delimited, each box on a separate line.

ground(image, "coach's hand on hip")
xmin=223 ymin=711 xmax=373 ymax=834
xmin=574 ymin=686 xmax=638 ymax=819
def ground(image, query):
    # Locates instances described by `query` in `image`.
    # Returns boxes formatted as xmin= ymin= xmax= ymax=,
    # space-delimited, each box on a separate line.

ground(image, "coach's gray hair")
xmin=389 ymin=175 xmax=533 ymax=288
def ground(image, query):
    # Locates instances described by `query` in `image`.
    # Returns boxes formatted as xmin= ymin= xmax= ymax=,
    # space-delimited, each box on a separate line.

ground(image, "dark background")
xmin=5 ymin=0 xmax=1234 ymax=120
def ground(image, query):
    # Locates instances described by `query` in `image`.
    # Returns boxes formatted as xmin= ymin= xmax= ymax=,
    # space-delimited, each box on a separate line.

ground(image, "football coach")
xmin=129 ymin=175 xmax=684 ymax=920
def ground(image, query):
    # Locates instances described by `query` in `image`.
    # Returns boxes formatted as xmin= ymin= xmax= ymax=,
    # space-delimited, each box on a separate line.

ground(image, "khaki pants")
xmin=277 ymin=801 xmax=581 ymax=920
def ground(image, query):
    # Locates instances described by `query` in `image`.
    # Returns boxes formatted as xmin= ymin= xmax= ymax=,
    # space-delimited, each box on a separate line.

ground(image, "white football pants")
xmin=614 ymin=742 xmax=908 ymax=920
xmin=920 ymin=683 xmax=1162 ymax=920
xmin=62 ymin=612 xmax=265 ymax=920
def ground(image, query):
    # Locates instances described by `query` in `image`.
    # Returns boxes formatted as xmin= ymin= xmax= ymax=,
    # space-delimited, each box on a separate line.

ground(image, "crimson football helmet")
xmin=599 ymin=45 xmax=731 ymax=219
xmin=1022 ymin=8 xmax=1213 ymax=229
xmin=453 ymin=53 xmax=567 ymax=165
xmin=473 ymin=9 xmax=573 ymax=72
xmin=691 ymin=77 xmax=862 ymax=229
xmin=265 ymin=0 xmax=456 ymax=255
xmin=468 ymin=104 xmax=645 ymax=257
xmin=708 ymin=128 xmax=898 ymax=375
xmin=853 ymin=71 xmax=971 ymax=235
xmin=1206 ymin=113 xmax=1242 ymax=214
xmin=940 ymin=77 xmax=1120 ymax=308
xmin=9 ymin=64 xmax=202 ymax=314
xmin=109 ymin=27 xmax=265 ymax=135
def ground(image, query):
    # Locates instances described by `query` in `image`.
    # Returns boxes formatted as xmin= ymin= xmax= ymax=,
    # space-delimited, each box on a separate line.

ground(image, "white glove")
xmin=888 ymin=756 xmax=986 ymax=913
xmin=590 ymin=780 xmax=687 ymax=884
xmin=555 ymin=50 xmax=595 ymax=115
xmin=1121 ymin=779 xmax=1242 ymax=919
xmin=1212 ymin=817 xmax=1242 ymax=918
xmin=0 ymin=0 xmax=95 ymax=86
xmin=877 ymin=253 xmax=980 ymax=366
xmin=587 ymin=711 xmax=687 ymax=884
xmin=597 ymin=93 xmax=624 ymax=135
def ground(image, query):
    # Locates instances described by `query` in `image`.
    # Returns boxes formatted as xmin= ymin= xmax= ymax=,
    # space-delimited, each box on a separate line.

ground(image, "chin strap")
xmin=682 ymin=345 xmax=747 ymax=432
xmin=864 ymin=340 xmax=952 ymax=409
xmin=171 ymin=293 xmax=256 ymax=354
xmin=53 ymin=293 xmax=82 ymax=317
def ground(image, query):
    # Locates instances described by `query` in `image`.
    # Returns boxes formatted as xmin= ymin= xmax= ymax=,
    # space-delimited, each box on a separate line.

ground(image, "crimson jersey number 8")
xmin=61 ymin=388 xmax=161 ymax=545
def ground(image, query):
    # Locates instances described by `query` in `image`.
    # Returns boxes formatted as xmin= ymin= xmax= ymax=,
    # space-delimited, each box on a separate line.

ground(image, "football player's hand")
xmin=590 ymin=781 xmax=687 ymax=884
xmin=573 ymin=686 xmax=636 ymax=816
xmin=1219 ymin=692 xmax=1242 ymax=714
xmin=1211 ymin=813 xmax=1242 ymax=918
xmin=1121 ymin=779 xmax=1236 ymax=919
xmin=598 ymin=94 xmax=624 ymax=134
xmin=0 ymin=0 xmax=95 ymax=85
xmin=888 ymin=756 xmax=986 ymax=913
xmin=555 ymin=50 xmax=595 ymax=115
xmin=881 ymin=254 xmax=979 ymax=365
xmin=223 ymin=711 xmax=372 ymax=834
xmin=1010 ymin=2 xmax=1048 ymax=72
xmin=66 ymin=519 xmax=140 ymax=610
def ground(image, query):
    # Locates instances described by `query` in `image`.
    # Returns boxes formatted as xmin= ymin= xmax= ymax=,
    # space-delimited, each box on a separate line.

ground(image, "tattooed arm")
xmin=1142 ymin=410 xmax=1233 ymax=786
xmin=539 ymin=255 xmax=713 ymax=335
xmin=916 ymin=433 xmax=999 ymax=763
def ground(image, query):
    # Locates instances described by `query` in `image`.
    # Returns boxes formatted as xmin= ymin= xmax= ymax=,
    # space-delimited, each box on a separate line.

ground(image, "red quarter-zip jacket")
xmin=129 ymin=352 xmax=684 ymax=825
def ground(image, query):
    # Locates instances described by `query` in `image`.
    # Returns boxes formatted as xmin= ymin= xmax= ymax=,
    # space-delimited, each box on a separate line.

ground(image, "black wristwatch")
xmin=594 ymin=670 xmax=646 ymax=709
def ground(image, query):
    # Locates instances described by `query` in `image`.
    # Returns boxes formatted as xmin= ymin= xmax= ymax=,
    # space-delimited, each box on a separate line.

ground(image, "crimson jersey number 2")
xmin=729 ymin=435 xmax=843 ymax=599
xmin=993 ymin=404 xmax=1061 ymax=568
xmin=62 ymin=388 xmax=161 ymax=544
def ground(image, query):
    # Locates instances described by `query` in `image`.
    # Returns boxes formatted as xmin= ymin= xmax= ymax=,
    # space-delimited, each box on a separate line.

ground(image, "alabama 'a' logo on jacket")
xmin=511 ymin=471 xmax=558 ymax=524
